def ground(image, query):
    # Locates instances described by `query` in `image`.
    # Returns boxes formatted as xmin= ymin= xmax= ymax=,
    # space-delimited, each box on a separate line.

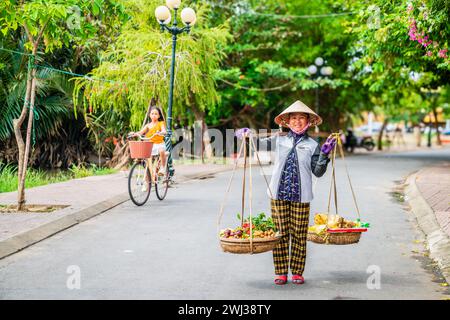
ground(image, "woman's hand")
xmin=235 ymin=127 xmax=251 ymax=139
xmin=320 ymin=134 xmax=337 ymax=155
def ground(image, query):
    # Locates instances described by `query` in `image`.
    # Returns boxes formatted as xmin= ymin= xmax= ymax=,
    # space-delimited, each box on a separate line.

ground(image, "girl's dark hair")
xmin=149 ymin=106 xmax=165 ymax=122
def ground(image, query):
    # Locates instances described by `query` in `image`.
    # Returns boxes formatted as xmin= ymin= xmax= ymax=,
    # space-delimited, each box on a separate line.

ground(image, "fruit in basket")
xmin=327 ymin=215 xmax=344 ymax=228
xmin=220 ymin=229 xmax=231 ymax=238
xmin=314 ymin=213 xmax=328 ymax=225
xmin=308 ymin=224 xmax=327 ymax=235
xmin=220 ymin=212 xmax=278 ymax=239
xmin=253 ymin=230 xmax=264 ymax=237
xmin=220 ymin=226 xmax=278 ymax=239
xmin=220 ymin=212 xmax=279 ymax=239
xmin=313 ymin=213 xmax=345 ymax=228
xmin=353 ymin=218 xmax=370 ymax=228
xmin=344 ymin=221 xmax=357 ymax=228
xmin=308 ymin=213 xmax=370 ymax=235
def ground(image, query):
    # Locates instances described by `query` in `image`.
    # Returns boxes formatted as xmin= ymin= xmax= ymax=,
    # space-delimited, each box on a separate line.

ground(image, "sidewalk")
xmin=405 ymin=162 xmax=450 ymax=284
xmin=0 ymin=162 xmax=234 ymax=259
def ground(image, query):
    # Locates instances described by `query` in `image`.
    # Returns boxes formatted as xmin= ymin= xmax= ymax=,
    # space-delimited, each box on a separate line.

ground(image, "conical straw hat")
xmin=274 ymin=100 xmax=322 ymax=127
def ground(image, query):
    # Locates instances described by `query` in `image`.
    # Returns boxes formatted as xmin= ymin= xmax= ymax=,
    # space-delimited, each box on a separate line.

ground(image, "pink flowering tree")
xmin=407 ymin=0 xmax=449 ymax=68
xmin=343 ymin=0 xmax=449 ymax=149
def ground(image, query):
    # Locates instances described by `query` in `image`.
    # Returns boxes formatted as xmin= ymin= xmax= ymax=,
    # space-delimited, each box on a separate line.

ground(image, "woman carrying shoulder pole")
xmin=267 ymin=100 xmax=336 ymax=285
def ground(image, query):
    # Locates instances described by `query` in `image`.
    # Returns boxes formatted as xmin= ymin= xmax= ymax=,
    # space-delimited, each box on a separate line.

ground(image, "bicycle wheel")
xmin=155 ymin=159 xmax=169 ymax=200
xmin=128 ymin=160 xmax=151 ymax=206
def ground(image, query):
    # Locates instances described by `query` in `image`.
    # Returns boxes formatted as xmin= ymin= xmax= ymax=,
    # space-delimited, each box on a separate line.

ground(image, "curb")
xmin=0 ymin=165 xmax=236 ymax=260
xmin=405 ymin=171 xmax=450 ymax=284
xmin=0 ymin=193 xmax=129 ymax=260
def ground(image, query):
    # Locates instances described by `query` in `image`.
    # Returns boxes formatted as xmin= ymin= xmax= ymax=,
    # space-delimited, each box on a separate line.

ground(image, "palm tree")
xmin=0 ymin=39 xmax=92 ymax=169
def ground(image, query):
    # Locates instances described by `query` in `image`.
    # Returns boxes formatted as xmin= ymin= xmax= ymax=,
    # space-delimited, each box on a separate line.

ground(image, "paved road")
xmin=1 ymin=148 xmax=450 ymax=299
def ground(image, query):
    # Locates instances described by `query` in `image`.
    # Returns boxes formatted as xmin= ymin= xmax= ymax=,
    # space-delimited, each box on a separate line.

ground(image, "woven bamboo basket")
xmin=306 ymin=133 xmax=369 ymax=246
xmin=307 ymin=230 xmax=362 ymax=245
xmin=220 ymin=235 xmax=281 ymax=254
xmin=217 ymin=136 xmax=284 ymax=255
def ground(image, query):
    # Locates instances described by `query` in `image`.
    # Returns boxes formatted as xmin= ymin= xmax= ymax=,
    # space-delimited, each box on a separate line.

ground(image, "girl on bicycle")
xmin=130 ymin=106 xmax=168 ymax=175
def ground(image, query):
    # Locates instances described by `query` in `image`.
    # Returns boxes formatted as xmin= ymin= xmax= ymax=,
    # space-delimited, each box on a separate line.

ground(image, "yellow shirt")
xmin=145 ymin=121 xmax=165 ymax=144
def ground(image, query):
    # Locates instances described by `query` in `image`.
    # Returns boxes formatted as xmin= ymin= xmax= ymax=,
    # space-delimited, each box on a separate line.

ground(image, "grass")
xmin=0 ymin=163 xmax=117 ymax=194
xmin=68 ymin=163 xmax=117 ymax=179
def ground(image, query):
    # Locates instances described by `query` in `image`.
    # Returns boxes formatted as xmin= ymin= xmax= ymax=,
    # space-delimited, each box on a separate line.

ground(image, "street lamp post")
xmin=308 ymin=57 xmax=333 ymax=136
xmin=155 ymin=0 xmax=196 ymax=177
xmin=155 ymin=0 xmax=196 ymax=136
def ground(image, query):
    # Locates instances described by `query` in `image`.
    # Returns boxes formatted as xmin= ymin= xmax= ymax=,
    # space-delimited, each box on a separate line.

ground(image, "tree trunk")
xmin=14 ymin=73 xmax=32 ymax=181
xmin=16 ymin=48 xmax=38 ymax=211
xmin=191 ymin=106 xmax=213 ymax=160
xmin=432 ymin=105 xmax=442 ymax=146
xmin=377 ymin=118 xmax=389 ymax=151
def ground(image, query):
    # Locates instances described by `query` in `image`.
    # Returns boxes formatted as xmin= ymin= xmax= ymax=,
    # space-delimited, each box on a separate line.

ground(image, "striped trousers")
xmin=271 ymin=199 xmax=310 ymax=276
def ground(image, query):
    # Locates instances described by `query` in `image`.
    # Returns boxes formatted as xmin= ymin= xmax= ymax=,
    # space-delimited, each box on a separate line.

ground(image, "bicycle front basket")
xmin=129 ymin=141 xmax=153 ymax=159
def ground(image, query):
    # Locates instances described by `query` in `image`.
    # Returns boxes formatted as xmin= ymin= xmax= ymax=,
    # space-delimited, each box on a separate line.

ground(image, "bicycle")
xmin=127 ymin=132 xmax=170 ymax=206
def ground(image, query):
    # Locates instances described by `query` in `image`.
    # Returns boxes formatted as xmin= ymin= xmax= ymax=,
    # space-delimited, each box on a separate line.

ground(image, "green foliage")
xmin=204 ymin=0 xmax=357 ymax=130
xmin=0 ymin=0 xmax=131 ymax=171
xmin=239 ymin=212 xmax=277 ymax=232
xmin=345 ymin=0 xmax=449 ymax=89
xmin=73 ymin=0 xmax=231 ymax=130
xmin=1 ymin=0 xmax=449 ymax=169
xmin=83 ymin=109 xmax=128 ymax=163
xmin=0 ymin=0 xmax=130 ymax=139
xmin=339 ymin=0 xmax=449 ymax=127
xmin=68 ymin=163 xmax=116 ymax=178
xmin=0 ymin=43 xmax=73 ymax=141
xmin=0 ymin=0 xmax=129 ymax=52
xmin=0 ymin=162 xmax=67 ymax=193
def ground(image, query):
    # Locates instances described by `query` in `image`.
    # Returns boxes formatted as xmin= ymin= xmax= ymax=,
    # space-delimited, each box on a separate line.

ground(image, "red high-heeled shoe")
xmin=292 ymin=274 xmax=304 ymax=284
xmin=274 ymin=275 xmax=288 ymax=285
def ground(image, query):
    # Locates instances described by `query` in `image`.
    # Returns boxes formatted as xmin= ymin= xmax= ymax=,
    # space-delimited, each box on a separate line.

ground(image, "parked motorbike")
xmin=344 ymin=130 xmax=375 ymax=152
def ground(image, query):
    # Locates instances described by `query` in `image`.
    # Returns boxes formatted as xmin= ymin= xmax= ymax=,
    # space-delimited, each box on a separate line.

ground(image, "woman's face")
xmin=288 ymin=113 xmax=308 ymax=132
xmin=150 ymin=109 xmax=160 ymax=122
